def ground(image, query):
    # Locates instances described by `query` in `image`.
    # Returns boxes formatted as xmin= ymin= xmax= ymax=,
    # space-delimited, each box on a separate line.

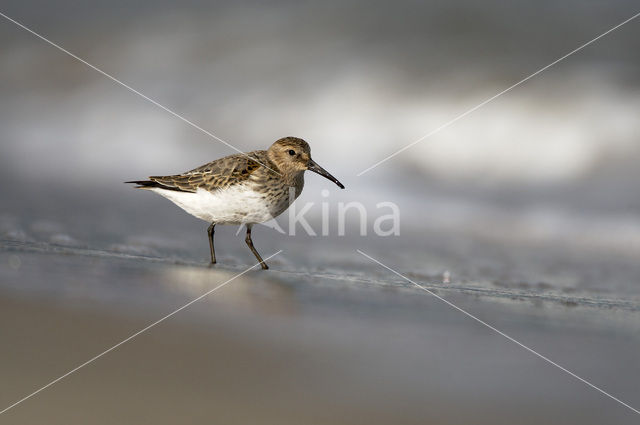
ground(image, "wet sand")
xmin=1 ymin=244 xmax=639 ymax=424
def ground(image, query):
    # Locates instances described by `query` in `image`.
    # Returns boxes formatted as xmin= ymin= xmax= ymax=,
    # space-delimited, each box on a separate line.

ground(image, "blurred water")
xmin=1 ymin=1 xmax=639 ymax=183
xmin=1 ymin=0 xmax=640 ymax=249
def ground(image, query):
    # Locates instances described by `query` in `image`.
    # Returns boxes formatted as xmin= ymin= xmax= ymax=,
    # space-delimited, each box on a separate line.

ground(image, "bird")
xmin=126 ymin=136 xmax=345 ymax=269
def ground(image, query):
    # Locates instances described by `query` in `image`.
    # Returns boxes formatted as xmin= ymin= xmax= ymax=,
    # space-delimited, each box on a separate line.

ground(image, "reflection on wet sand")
xmin=1 ymin=248 xmax=639 ymax=424
xmin=166 ymin=265 xmax=300 ymax=317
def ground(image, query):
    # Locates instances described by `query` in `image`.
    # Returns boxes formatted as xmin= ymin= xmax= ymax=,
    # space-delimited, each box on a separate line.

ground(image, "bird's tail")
xmin=124 ymin=180 xmax=159 ymax=189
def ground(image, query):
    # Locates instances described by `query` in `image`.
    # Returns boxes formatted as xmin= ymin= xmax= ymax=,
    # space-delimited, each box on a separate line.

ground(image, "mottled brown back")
xmin=132 ymin=150 xmax=273 ymax=193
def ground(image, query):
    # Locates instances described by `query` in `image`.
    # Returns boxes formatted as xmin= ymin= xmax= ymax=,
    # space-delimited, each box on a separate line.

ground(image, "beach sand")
xmin=1 ymin=241 xmax=639 ymax=424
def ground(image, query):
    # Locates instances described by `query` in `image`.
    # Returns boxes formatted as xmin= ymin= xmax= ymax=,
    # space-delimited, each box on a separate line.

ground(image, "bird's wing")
xmin=139 ymin=151 xmax=268 ymax=193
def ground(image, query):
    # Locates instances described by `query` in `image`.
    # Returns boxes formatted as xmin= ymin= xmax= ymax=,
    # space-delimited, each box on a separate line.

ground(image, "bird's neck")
xmin=282 ymin=169 xmax=304 ymax=190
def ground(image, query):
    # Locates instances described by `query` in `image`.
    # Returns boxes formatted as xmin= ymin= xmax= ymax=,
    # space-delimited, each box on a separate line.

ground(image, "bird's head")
xmin=267 ymin=137 xmax=345 ymax=189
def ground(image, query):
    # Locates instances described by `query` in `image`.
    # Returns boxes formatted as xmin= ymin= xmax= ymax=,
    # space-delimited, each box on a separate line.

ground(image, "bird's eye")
xmin=288 ymin=150 xmax=296 ymax=156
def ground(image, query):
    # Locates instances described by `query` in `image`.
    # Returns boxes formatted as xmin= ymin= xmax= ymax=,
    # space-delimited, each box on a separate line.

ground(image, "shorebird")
xmin=127 ymin=137 xmax=344 ymax=269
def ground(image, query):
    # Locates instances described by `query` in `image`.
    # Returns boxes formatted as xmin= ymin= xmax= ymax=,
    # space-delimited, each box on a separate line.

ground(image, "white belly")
xmin=151 ymin=186 xmax=276 ymax=224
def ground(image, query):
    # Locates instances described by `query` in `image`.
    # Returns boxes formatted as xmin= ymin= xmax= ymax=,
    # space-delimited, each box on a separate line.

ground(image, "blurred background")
xmin=1 ymin=1 xmax=639 ymax=424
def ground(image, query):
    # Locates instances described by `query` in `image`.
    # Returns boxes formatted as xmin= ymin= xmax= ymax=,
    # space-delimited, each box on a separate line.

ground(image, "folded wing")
xmin=126 ymin=151 xmax=267 ymax=193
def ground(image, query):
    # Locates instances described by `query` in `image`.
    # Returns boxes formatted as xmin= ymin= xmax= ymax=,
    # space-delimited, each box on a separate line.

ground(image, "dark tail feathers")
xmin=125 ymin=180 xmax=186 ymax=192
xmin=125 ymin=180 xmax=158 ymax=189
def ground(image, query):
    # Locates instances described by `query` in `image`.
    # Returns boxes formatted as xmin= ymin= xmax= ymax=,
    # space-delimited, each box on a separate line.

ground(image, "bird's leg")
xmin=207 ymin=223 xmax=216 ymax=265
xmin=244 ymin=224 xmax=268 ymax=270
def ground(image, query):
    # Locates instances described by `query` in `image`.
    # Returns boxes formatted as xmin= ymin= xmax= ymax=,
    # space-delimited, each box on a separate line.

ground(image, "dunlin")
xmin=127 ymin=137 xmax=344 ymax=269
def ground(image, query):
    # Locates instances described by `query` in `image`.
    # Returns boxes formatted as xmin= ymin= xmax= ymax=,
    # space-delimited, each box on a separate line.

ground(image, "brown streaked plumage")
xmin=126 ymin=136 xmax=344 ymax=269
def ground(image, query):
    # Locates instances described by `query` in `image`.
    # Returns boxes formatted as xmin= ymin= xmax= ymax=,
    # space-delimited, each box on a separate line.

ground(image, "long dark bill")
xmin=307 ymin=159 xmax=345 ymax=189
